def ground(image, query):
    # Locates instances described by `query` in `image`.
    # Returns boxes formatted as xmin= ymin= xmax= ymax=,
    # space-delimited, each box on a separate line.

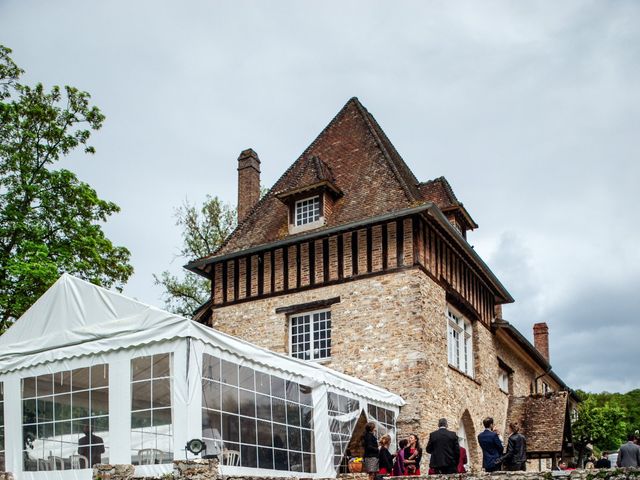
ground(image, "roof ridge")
xmin=435 ymin=176 xmax=461 ymax=205
xmin=351 ymin=99 xmax=421 ymax=203
xmin=419 ymin=176 xmax=461 ymax=206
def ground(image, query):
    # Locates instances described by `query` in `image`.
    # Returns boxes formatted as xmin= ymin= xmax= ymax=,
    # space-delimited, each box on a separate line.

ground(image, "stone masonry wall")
xmin=210 ymin=267 xmax=559 ymax=471
xmin=87 ymin=463 xmax=640 ymax=480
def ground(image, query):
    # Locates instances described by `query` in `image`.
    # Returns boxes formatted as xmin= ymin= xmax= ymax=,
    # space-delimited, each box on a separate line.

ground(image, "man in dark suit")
xmin=616 ymin=434 xmax=640 ymax=468
xmin=594 ymin=452 xmax=611 ymax=469
xmin=477 ymin=417 xmax=503 ymax=472
xmin=426 ymin=418 xmax=460 ymax=474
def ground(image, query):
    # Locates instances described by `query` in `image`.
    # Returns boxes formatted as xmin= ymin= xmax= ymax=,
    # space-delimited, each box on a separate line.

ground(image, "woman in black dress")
xmin=378 ymin=434 xmax=394 ymax=475
xmin=363 ymin=422 xmax=379 ymax=480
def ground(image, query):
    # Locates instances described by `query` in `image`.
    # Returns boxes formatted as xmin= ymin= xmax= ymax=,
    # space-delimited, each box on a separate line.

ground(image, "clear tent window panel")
xmin=327 ymin=392 xmax=361 ymax=471
xmin=131 ymin=353 xmax=173 ymax=465
xmin=21 ymin=364 xmax=109 ymax=471
xmin=202 ymin=352 xmax=316 ymax=473
xmin=366 ymin=403 xmax=397 ymax=440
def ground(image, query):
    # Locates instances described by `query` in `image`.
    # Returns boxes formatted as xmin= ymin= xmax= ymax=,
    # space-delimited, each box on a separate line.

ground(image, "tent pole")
xmin=312 ymin=384 xmax=335 ymax=477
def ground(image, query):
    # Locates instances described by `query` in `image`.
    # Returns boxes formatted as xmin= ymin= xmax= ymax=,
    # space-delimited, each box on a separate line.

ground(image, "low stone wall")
xmin=0 ymin=466 xmax=638 ymax=480
xmin=86 ymin=464 xmax=640 ymax=480
xmin=93 ymin=459 xmax=219 ymax=479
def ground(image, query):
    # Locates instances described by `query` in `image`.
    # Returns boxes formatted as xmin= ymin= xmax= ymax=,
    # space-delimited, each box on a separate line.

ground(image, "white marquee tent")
xmin=0 ymin=274 xmax=404 ymax=479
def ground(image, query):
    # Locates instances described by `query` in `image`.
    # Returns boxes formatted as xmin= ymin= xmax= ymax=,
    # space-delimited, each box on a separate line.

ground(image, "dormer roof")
xmin=274 ymin=156 xmax=342 ymax=201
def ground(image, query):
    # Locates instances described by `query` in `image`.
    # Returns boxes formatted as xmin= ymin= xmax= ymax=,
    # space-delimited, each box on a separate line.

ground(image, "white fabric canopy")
xmin=0 ymin=274 xmax=404 ymax=479
xmin=0 ymin=274 xmax=404 ymax=407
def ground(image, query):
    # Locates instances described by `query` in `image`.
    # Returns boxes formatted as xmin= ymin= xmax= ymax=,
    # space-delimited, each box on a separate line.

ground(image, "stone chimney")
xmin=533 ymin=322 xmax=549 ymax=362
xmin=237 ymin=149 xmax=261 ymax=223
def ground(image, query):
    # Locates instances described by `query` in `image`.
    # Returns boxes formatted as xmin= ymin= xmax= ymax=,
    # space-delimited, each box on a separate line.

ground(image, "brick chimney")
xmin=237 ymin=149 xmax=261 ymax=223
xmin=533 ymin=322 xmax=549 ymax=362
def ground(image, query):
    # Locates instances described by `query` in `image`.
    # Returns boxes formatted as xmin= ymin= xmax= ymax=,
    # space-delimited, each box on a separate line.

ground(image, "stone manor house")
xmin=186 ymin=98 xmax=576 ymax=470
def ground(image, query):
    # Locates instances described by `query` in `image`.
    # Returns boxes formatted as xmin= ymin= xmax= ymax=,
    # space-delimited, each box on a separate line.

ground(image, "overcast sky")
xmin=1 ymin=0 xmax=638 ymax=393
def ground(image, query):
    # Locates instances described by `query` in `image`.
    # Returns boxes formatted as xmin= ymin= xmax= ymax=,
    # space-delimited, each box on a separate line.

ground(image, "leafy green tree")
xmin=572 ymin=395 xmax=627 ymax=464
xmin=154 ymin=196 xmax=236 ymax=317
xmin=579 ymin=389 xmax=640 ymax=440
xmin=0 ymin=45 xmax=133 ymax=332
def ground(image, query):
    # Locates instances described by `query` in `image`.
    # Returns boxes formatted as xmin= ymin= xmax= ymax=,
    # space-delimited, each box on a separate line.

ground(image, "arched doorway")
xmin=458 ymin=409 xmax=479 ymax=470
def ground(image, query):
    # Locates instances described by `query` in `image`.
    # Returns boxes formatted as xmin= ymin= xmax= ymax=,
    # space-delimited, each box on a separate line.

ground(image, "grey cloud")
xmin=1 ymin=0 xmax=638 ymax=392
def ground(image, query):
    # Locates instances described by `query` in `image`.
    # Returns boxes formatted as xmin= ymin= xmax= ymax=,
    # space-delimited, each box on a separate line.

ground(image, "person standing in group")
xmin=426 ymin=418 xmax=460 ymax=474
xmin=378 ymin=434 xmax=394 ymax=476
xmin=363 ymin=422 xmax=380 ymax=480
xmin=616 ymin=434 xmax=640 ymax=468
xmin=478 ymin=417 xmax=504 ymax=472
xmin=498 ymin=422 xmax=527 ymax=471
xmin=594 ymin=452 xmax=611 ymax=469
xmin=403 ymin=434 xmax=423 ymax=475
xmin=457 ymin=441 xmax=468 ymax=473
xmin=392 ymin=438 xmax=408 ymax=476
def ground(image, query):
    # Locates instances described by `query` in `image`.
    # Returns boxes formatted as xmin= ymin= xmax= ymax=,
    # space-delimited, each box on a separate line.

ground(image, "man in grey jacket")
xmin=616 ymin=434 xmax=640 ymax=468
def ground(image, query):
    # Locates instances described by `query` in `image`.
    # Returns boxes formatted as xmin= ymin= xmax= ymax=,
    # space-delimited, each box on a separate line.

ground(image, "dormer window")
xmin=295 ymin=196 xmax=321 ymax=226
xmin=274 ymin=156 xmax=342 ymax=235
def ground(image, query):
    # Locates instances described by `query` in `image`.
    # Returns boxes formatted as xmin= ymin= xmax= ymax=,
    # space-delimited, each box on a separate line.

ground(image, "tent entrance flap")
xmin=326 ymin=389 xmax=398 ymax=474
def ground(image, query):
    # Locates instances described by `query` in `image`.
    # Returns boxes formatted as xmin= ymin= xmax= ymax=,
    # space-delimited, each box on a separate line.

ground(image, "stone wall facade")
xmin=210 ymin=267 xmax=562 ymax=470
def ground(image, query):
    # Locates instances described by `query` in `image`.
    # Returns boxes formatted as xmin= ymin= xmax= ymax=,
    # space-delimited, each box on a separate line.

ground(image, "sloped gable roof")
xmin=215 ymin=97 xmax=425 ymax=255
xmin=506 ymin=392 xmax=569 ymax=454
xmin=419 ymin=176 xmax=478 ymax=229
xmin=419 ymin=176 xmax=460 ymax=209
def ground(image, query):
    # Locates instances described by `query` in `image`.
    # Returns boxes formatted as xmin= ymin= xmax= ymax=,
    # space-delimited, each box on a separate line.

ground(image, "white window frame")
xmin=20 ymin=364 xmax=110 ymax=471
xmin=289 ymin=309 xmax=332 ymax=362
xmin=130 ymin=353 xmax=174 ymax=464
xmin=201 ymin=352 xmax=317 ymax=473
xmin=294 ymin=196 xmax=321 ymax=227
xmin=498 ymin=367 xmax=510 ymax=392
xmin=447 ymin=306 xmax=474 ymax=377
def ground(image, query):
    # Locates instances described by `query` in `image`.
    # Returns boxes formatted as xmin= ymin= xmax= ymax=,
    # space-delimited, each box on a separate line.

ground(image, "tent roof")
xmin=0 ymin=274 xmax=403 ymax=407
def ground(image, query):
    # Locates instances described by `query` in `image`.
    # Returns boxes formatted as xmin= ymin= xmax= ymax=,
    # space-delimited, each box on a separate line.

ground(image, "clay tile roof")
xmin=419 ymin=177 xmax=478 ymax=229
xmin=418 ymin=177 xmax=460 ymax=209
xmin=506 ymin=392 xmax=569 ymax=454
xmin=214 ymin=97 xmax=427 ymax=256
xmin=275 ymin=155 xmax=338 ymax=197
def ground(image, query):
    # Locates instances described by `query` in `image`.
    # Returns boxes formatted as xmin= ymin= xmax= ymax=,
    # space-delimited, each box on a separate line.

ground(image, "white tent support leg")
xmin=312 ymin=384 xmax=334 ymax=478
xmin=109 ymin=353 xmax=132 ymax=463
xmin=5 ymin=376 xmax=21 ymax=475
xmin=175 ymin=338 xmax=204 ymax=460
xmin=172 ymin=339 xmax=189 ymax=461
